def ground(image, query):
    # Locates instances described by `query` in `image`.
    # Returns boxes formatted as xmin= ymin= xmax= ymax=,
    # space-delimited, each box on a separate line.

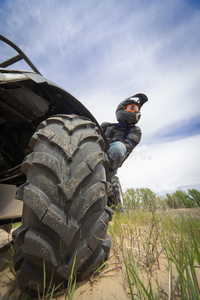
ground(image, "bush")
xmin=188 ymin=189 xmax=200 ymax=207
xmin=164 ymin=190 xmax=197 ymax=209
xmin=123 ymin=188 xmax=165 ymax=212
xmin=123 ymin=188 xmax=200 ymax=211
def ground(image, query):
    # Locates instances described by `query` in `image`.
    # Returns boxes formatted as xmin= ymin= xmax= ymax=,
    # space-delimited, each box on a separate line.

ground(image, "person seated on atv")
xmin=101 ymin=93 xmax=148 ymax=175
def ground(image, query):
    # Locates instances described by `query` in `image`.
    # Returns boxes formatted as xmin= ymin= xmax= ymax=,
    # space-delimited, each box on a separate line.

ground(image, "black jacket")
xmin=101 ymin=122 xmax=142 ymax=162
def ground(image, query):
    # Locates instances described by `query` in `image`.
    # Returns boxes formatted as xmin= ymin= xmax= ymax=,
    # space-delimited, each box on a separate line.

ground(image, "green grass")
xmin=2 ymin=247 xmax=77 ymax=300
xmin=109 ymin=209 xmax=200 ymax=299
xmin=35 ymin=254 xmax=77 ymax=300
xmin=11 ymin=222 xmax=22 ymax=229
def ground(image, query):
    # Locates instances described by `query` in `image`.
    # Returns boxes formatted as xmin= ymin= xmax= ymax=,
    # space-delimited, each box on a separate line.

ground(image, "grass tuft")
xmin=109 ymin=209 xmax=200 ymax=299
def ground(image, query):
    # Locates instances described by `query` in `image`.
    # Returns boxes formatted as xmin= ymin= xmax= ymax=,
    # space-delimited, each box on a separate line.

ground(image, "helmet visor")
xmin=125 ymin=104 xmax=139 ymax=113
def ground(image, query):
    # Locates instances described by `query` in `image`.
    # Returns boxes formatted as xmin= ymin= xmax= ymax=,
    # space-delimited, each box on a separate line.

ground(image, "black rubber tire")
xmin=12 ymin=114 xmax=113 ymax=292
xmin=109 ymin=176 xmax=124 ymax=210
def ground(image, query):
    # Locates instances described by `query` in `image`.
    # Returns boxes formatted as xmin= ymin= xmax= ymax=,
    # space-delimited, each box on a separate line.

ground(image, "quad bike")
xmin=0 ymin=35 xmax=123 ymax=292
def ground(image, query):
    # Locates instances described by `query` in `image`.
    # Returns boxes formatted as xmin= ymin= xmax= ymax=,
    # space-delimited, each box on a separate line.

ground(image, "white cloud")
xmin=118 ymin=134 xmax=200 ymax=193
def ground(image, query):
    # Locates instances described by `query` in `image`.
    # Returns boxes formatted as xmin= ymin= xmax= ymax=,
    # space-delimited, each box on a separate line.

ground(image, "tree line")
xmin=123 ymin=188 xmax=200 ymax=211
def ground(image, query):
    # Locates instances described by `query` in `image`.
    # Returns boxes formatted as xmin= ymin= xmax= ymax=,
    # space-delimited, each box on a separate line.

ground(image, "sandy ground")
xmin=0 ymin=229 xmax=130 ymax=300
xmin=0 ymin=208 xmax=200 ymax=299
xmin=69 ymin=255 xmax=130 ymax=300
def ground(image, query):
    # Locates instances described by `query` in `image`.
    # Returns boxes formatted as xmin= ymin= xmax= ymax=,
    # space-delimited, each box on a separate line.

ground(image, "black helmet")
xmin=116 ymin=93 xmax=148 ymax=124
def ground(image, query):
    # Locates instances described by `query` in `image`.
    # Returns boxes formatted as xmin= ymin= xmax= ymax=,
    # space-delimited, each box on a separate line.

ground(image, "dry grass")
xmin=109 ymin=208 xmax=200 ymax=299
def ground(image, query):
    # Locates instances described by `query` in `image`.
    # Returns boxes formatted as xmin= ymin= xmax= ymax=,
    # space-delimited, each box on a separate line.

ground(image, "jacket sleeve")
xmin=101 ymin=122 xmax=110 ymax=132
xmin=123 ymin=126 xmax=142 ymax=158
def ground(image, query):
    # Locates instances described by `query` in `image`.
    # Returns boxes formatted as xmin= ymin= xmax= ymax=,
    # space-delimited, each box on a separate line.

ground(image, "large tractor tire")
xmin=12 ymin=114 xmax=113 ymax=292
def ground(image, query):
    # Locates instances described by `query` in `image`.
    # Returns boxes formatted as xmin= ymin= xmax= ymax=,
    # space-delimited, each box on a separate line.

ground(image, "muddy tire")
xmin=12 ymin=114 xmax=113 ymax=292
xmin=108 ymin=176 xmax=124 ymax=210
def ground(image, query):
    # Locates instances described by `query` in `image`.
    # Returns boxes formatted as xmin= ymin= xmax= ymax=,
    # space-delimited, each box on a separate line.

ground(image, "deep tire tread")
xmin=15 ymin=114 xmax=112 ymax=291
xmin=22 ymin=152 xmax=61 ymax=181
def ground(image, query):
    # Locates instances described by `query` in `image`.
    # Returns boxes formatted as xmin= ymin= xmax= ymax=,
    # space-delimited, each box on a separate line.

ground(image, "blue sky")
xmin=0 ymin=0 xmax=200 ymax=194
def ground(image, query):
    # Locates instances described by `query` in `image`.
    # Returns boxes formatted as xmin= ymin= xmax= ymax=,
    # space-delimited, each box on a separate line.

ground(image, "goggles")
xmin=125 ymin=104 xmax=139 ymax=113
